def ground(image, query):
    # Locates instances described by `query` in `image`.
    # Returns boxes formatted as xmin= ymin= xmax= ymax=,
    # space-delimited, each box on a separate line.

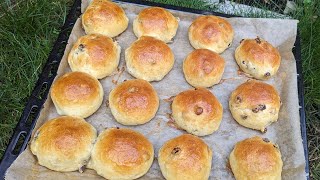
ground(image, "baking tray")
xmin=0 ymin=0 xmax=309 ymax=179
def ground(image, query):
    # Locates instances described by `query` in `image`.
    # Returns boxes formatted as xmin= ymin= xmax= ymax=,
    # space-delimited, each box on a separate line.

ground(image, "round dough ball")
xmin=235 ymin=37 xmax=281 ymax=80
xmin=125 ymin=36 xmax=174 ymax=81
xmin=50 ymin=72 xmax=104 ymax=118
xmin=158 ymin=134 xmax=212 ymax=180
xmin=68 ymin=34 xmax=121 ymax=79
xmin=172 ymin=88 xmax=223 ymax=136
xmin=183 ymin=49 xmax=225 ymax=88
xmin=188 ymin=15 xmax=234 ymax=54
xmin=30 ymin=116 xmax=97 ymax=172
xmin=229 ymin=136 xmax=283 ymax=180
xmin=229 ymin=80 xmax=281 ymax=132
xmin=89 ymin=128 xmax=154 ymax=180
xmin=133 ymin=7 xmax=179 ymax=43
xmin=109 ymin=79 xmax=159 ymax=125
xmin=82 ymin=0 xmax=129 ymax=37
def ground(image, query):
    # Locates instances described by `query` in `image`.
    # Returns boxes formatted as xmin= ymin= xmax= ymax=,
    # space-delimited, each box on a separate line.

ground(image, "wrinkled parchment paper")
xmin=6 ymin=1 xmax=306 ymax=179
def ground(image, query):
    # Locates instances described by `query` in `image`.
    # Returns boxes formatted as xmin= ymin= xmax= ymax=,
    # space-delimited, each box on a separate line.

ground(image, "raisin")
xmin=265 ymin=72 xmax=271 ymax=77
xmin=263 ymin=128 xmax=267 ymax=133
xmin=263 ymin=138 xmax=270 ymax=143
xmin=172 ymin=147 xmax=181 ymax=155
xmin=255 ymin=37 xmax=261 ymax=44
xmin=194 ymin=106 xmax=203 ymax=115
xmin=241 ymin=115 xmax=248 ymax=120
xmin=236 ymin=96 xmax=242 ymax=103
xmin=78 ymin=44 xmax=85 ymax=51
xmin=252 ymin=104 xmax=266 ymax=113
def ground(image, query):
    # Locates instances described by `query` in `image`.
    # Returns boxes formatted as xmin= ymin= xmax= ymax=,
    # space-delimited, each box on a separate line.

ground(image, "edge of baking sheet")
xmin=0 ymin=0 xmax=310 ymax=179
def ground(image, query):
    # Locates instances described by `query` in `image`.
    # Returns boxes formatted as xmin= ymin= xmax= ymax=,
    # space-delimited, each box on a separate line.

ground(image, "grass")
xmin=0 ymin=0 xmax=70 ymax=153
xmin=0 ymin=0 xmax=319 ymax=178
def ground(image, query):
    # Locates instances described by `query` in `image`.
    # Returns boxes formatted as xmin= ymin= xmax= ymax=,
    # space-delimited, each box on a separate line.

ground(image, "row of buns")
xmin=76 ymin=0 xmax=281 ymax=82
xmin=32 ymin=0 xmax=285 ymax=179
xmin=31 ymin=116 xmax=283 ymax=180
xmin=50 ymin=73 xmax=281 ymax=134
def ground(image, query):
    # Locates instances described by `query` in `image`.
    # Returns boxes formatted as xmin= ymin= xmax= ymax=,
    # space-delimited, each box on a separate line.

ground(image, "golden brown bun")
xmin=183 ymin=49 xmax=225 ymax=88
xmin=158 ymin=134 xmax=212 ymax=180
xmin=229 ymin=136 xmax=283 ymax=180
xmin=188 ymin=15 xmax=234 ymax=54
xmin=109 ymin=79 xmax=159 ymax=125
xmin=82 ymin=0 xmax=128 ymax=37
xmin=68 ymin=34 xmax=121 ymax=79
xmin=30 ymin=116 xmax=97 ymax=172
xmin=235 ymin=37 xmax=281 ymax=80
xmin=89 ymin=128 xmax=154 ymax=180
xmin=133 ymin=7 xmax=179 ymax=43
xmin=125 ymin=36 xmax=174 ymax=81
xmin=50 ymin=72 xmax=104 ymax=118
xmin=229 ymin=80 xmax=281 ymax=132
xmin=172 ymin=88 xmax=223 ymax=136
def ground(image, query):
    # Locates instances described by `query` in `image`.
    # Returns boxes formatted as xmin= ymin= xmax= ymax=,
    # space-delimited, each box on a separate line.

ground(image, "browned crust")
xmin=189 ymin=15 xmax=234 ymax=47
xmin=110 ymin=79 xmax=159 ymax=116
xmin=159 ymin=134 xmax=212 ymax=174
xmin=232 ymin=136 xmax=282 ymax=176
xmin=137 ymin=7 xmax=177 ymax=34
xmin=50 ymin=72 xmax=102 ymax=106
xmin=94 ymin=128 xmax=153 ymax=170
xmin=183 ymin=49 xmax=225 ymax=79
xmin=173 ymin=88 xmax=222 ymax=123
xmin=230 ymin=80 xmax=281 ymax=109
xmin=237 ymin=38 xmax=281 ymax=68
xmin=68 ymin=34 xmax=118 ymax=68
xmin=31 ymin=116 xmax=96 ymax=157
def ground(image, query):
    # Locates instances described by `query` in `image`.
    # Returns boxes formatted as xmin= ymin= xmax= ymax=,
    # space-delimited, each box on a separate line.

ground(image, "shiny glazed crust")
xmin=89 ymin=128 xmax=154 ymax=179
xmin=158 ymin=134 xmax=212 ymax=180
xmin=229 ymin=136 xmax=283 ymax=180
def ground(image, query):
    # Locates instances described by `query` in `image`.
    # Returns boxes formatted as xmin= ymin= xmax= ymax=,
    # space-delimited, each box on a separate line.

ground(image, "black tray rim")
xmin=0 ymin=0 xmax=310 ymax=179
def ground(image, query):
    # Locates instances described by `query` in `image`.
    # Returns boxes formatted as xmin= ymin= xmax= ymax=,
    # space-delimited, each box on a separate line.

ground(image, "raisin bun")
xmin=229 ymin=80 xmax=281 ymax=132
xmin=68 ymin=34 xmax=120 ymax=79
xmin=50 ymin=72 xmax=104 ymax=118
xmin=229 ymin=136 xmax=283 ymax=180
xmin=183 ymin=49 xmax=225 ymax=88
xmin=109 ymin=79 xmax=159 ymax=125
xmin=188 ymin=15 xmax=234 ymax=54
xmin=158 ymin=134 xmax=212 ymax=180
xmin=235 ymin=37 xmax=281 ymax=80
xmin=125 ymin=36 xmax=174 ymax=81
xmin=172 ymin=88 xmax=223 ymax=136
xmin=88 ymin=128 xmax=154 ymax=180
xmin=133 ymin=7 xmax=179 ymax=43
xmin=82 ymin=0 xmax=128 ymax=37
xmin=30 ymin=116 xmax=97 ymax=172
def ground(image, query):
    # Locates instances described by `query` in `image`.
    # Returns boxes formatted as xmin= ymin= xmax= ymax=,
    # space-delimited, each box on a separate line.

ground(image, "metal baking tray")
xmin=0 ymin=0 xmax=309 ymax=179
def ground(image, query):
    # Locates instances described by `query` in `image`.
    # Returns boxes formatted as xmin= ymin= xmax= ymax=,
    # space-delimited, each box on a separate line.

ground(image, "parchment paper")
xmin=6 ymin=1 xmax=306 ymax=179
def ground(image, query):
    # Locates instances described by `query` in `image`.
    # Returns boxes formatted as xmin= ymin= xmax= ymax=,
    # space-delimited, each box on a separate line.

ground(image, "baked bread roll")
xmin=133 ymin=7 xmax=179 ymax=43
xmin=30 ymin=116 xmax=97 ymax=172
xmin=109 ymin=79 xmax=159 ymax=125
xmin=229 ymin=136 xmax=283 ymax=180
xmin=235 ymin=37 xmax=281 ymax=80
xmin=172 ymin=88 xmax=223 ymax=136
xmin=125 ymin=36 xmax=174 ymax=81
xmin=183 ymin=49 xmax=225 ymax=88
xmin=68 ymin=34 xmax=121 ymax=79
xmin=82 ymin=0 xmax=128 ymax=37
xmin=88 ymin=128 xmax=154 ymax=180
xmin=188 ymin=15 xmax=234 ymax=53
xmin=229 ymin=80 xmax=281 ymax=132
xmin=50 ymin=72 xmax=103 ymax=118
xmin=158 ymin=134 xmax=212 ymax=180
